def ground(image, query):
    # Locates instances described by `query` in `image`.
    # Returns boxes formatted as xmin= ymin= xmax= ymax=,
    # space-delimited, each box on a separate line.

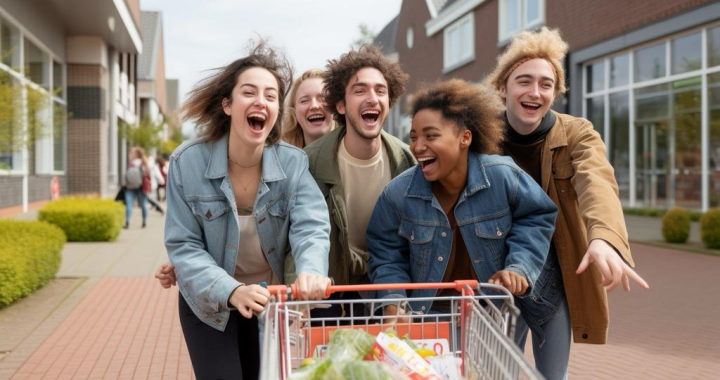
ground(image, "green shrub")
xmin=39 ymin=197 xmax=124 ymax=242
xmin=700 ymin=209 xmax=720 ymax=249
xmin=661 ymin=208 xmax=690 ymax=243
xmin=0 ymin=220 xmax=66 ymax=307
xmin=623 ymin=207 xmax=666 ymax=217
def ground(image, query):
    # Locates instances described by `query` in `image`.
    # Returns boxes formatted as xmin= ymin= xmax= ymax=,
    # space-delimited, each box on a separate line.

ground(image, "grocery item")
xmin=373 ymin=332 xmax=445 ymax=380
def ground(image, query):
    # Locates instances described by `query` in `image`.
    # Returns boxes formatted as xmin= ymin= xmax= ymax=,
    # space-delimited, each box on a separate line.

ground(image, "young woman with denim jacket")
xmin=164 ymin=42 xmax=331 ymax=380
xmin=366 ymin=79 xmax=557 ymax=322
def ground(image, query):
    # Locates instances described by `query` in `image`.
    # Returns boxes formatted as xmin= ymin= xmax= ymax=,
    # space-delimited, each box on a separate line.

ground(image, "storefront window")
xmin=24 ymin=38 xmax=49 ymax=90
xmin=0 ymin=18 xmax=21 ymax=70
xmin=610 ymin=53 xmax=629 ymax=88
xmin=586 ymin=96 xmax=605 ymax=140
xmin=634 ymin=42 xmax=666 ymax=83
xmin=708 ymin=73 xmax=720 ymax=207
xmin=671 ymin=32 xmax=701 ymax=75
xmin=0 ymin=71 xmax=22 ymax=171
xmin=672 ymin=76 xmax=702 ymax=209
xmin=586 ymin=61 xmax=604 ymax=93
xmin=708 ymin=26 xmax=720 ymax=68
xmin=610 ymin=91 xmax=630 ymax=202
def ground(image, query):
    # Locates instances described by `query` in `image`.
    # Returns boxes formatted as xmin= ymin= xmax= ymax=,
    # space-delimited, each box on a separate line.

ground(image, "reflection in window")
xmin=1 ymin=18 xmax=21 ymax=69
xmin=586 ymin=61 xmax=604 ymax=93
xmin=610 ymin=54 xmax=629 ymax=88
xmin=634 ymin=43 xmax=666 ymax=83
xmin=500 ymin=0 xmax=544 ymax=41
xmin=610 ymin=91 xmax=630 ymax=202
xmin=672 ymin=32 xmax=701 ymax=75
xmin=586 ymin=96 xmax=605 ymax=140
xmin=24 ymin=38 xmax=49 ymax=89
xmin=53 ymin=103 xmax=66 ymax=172
xmin=53 ymin=61 xmax=62 ymax=98
xmin=0 ymin=71 xmax=22 ymax=170
xmin=709 ymin=26 xmax=720 ymax=68
xmin=635 ymin=83 xmax=669 ymax=120
xmin=672 ymin=77 xmax=701 ymax=209
xmin=443 ymin=14 xmax=474 ymax=71
xmin=710 ymin=73 xmax=720 ymax=207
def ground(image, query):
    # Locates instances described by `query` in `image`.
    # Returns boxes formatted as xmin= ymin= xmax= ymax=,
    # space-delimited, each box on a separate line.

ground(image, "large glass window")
xmin=24 ymin=38 xmax=49 ymax=90
xmin=0 ymin=71 xmax=22 ymax=171
xmin=499 ymin=0 xmax=545 ymax=42
xmin=672 ymin=76 xmax=702 ymax=209
xmin=53 ymin=103 xmax=66 ymax=172
xmin=634 ymin=43 xmax=666 ymax=83
xmin=710 ymin=73 xmax=720 ymax=207
xmin=610 ymin=91 xmax=630 ymax=202
xmin=671 ymin=32 xmax=701 ymax=75
xmin=708 ymin=26 xmax=720 ymax=68
xmin=0 ymin=18 xmax=21 ymax=69
xmin=53 ymin=60 xmax=62 ymax=98
xmin=443 ymin=13 xmax=474 ymax=71
xmin=586 ymin=96 xmax=605 ymax=140
xmin=610 ymin=53 xmax=629 ymax=88
xmin=586 ymin=61 xmax=605 ymax=93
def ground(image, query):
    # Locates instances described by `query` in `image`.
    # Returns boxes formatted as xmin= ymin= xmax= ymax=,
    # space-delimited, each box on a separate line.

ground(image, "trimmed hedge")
xmin=0 ymin=220 xmax=66 ymax=307
xmin=624 ymin=207 xmax=703 ymax=222
xmin=700 ymin=209 xmax=720 ymax=249
xmin=39 ymin=197 xmax=124 ymax=242
xmin=661 ymin=208 xmax=690 ymax=243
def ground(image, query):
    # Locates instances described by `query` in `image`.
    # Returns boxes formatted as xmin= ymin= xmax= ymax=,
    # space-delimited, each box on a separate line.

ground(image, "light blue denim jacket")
xmin=366 ymin=152 xmax=557 ymax=316
xmin=164 ymin=134 xmax=330 ymax=331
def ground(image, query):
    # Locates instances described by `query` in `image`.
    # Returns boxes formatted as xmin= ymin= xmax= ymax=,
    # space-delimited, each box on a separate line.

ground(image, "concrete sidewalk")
xmin=1 ymin=208 xmax=719 ymax=379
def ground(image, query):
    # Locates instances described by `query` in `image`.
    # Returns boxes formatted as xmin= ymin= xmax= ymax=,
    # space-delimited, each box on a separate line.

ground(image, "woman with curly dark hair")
xmin=366 ymin=79 xmax=557 ymax=319
xmin=162 ymin=40 xmax=331 ymax=380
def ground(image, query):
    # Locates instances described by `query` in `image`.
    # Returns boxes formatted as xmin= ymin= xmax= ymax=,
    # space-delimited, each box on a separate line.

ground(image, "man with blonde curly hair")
xmin=485 ymin=27 xmax=649 ymax=379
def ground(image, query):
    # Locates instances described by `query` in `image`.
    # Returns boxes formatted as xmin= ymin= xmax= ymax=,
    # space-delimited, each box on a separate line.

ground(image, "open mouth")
xmin=521 ymin=102 xmax=542 ymax=112
xmin=417 ymin=156 xmax=437 ymax=172
xmin=307 ymin=114 xmax=326 ymax=126
xmin=361 ymin=109 xmax=380 ymax=125
xmin=247 ymin=113 xmax=267 ymax=131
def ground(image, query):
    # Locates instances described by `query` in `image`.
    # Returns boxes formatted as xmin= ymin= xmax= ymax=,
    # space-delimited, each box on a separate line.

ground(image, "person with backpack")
xmin=124 ymin=147 xmax=151 ymax=228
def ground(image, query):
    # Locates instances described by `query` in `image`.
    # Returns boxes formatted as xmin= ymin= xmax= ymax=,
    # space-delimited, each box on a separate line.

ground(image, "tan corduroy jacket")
xmin=542 ymin=111 xmax=634 ymax=344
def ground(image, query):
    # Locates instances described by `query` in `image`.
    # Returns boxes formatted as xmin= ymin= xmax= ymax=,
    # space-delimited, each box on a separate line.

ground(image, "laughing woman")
xmin=366 ymin=79 xmax=557 ymax=318
xmin=282 ymin=68 xmax=335 ymax=148
xmin=164 ymin=42 xmax=331 ymax=380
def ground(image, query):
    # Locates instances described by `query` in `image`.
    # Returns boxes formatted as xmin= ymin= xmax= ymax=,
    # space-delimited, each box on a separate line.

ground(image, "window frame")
xmin=442 ymin=12 xmax=475 ymax=73
xmin=498 ymin=0 xmax=546 ymax=45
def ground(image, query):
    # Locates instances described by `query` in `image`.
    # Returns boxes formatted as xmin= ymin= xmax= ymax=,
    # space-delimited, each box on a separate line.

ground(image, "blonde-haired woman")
xmin=282 ymin=69 xmax=334 ymax=148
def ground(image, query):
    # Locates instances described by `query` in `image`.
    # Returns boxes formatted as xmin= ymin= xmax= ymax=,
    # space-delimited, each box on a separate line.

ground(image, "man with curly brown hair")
xmin=284 ymin=45 xmax=415 ymax=316
xmin=485 ymin=27 xmax=649 ymax=379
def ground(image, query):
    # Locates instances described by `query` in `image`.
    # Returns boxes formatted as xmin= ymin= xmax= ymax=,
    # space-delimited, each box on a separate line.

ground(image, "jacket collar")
xmin=310 ymin=126 xmax=409 ymax=186
xmin=405 ymin=150 xmax=490 ymax=200
xmin=205 ymin=133 xmax=286 ymax=182
xmin=540 ymin=111 xmax=569 ymax=191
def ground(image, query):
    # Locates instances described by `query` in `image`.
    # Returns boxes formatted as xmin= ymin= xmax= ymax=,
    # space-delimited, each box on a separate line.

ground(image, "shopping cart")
xmin=260 ymin=280 xmax=543 ymax=380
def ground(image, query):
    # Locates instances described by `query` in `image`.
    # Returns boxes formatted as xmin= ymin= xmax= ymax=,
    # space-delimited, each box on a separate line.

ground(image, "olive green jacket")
xmin=285 ymin=126 xmax=416 ymax=285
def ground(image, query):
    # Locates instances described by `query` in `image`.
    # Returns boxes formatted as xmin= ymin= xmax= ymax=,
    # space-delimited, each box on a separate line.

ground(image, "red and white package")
xmin=372 ymin=332 xmax=447 ymax=380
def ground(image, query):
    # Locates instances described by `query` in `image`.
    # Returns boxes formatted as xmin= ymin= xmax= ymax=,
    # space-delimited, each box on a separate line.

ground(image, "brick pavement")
xmin=2 ymin=209 xmax=719 ymax=379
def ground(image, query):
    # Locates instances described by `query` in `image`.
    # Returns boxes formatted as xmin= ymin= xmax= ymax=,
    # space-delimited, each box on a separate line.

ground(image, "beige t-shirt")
xmin=234 ymin=214 xmax=276 ymax=285
xmin=337 ymin=138 xmax=391 ymax=281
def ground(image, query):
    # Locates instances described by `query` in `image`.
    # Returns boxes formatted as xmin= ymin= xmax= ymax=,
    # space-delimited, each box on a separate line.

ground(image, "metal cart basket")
xmin=260 ymin=280 xmax=543 ymax=380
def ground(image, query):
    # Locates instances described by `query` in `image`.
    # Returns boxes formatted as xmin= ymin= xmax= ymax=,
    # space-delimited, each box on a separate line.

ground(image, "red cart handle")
xmin=266 ymin=280 xmax=479 ymax=300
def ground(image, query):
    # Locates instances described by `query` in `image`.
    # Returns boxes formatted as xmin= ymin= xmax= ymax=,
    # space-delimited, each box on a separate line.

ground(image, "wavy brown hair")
xmin=180 ymin=40 xmax=293 ymax=144
xmin=282 ymin=69 xmax=333 ymax=148
xmin=322 ymin=44 xmax=408 ymax=127
xmin=411 ymin=79 xmax=504 ymax=154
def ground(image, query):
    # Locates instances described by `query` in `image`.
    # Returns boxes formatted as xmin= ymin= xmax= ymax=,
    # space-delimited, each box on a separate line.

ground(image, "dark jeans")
xmin=309 ymin=291 xmax=366 ymax=326
xmin=178 ymin=295 xmax=260 ymax=380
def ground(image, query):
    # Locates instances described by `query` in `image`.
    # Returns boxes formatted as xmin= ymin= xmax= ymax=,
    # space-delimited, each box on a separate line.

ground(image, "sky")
xmin=140 ymin=0 xmax=403 ymax=135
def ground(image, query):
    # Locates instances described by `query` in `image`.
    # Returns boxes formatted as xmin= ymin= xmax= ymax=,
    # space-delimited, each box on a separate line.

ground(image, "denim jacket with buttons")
xmin=164 ymin=134 xmax=330 ymax=331
xmin=366 ymin=151 xmax=557 ymax=317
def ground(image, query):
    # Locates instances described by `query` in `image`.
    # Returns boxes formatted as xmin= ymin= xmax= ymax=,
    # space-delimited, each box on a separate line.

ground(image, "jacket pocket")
xmin=474 ymin=211 xmax=511 ymax=265
xmin=190 ymin=200 xmax=229 ymax=259
xmin=553 ymin=161 xmax=576 ymax=198
xmin=191 ymin=200 xmax=229 ymax=221
xmin=398 ymin=219 xmax=435 ymax=269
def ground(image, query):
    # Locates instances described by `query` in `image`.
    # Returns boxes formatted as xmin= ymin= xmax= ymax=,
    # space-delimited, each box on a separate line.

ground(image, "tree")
xmin=122 ymin=116 xmax=164 ymax=153
xmin=352 ymin=23 xmax=377 ymax=49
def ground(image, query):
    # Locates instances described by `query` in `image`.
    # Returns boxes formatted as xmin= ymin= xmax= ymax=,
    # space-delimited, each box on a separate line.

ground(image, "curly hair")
xmin=322 ymin=44 xmax=408 ymax=127
xmin=180 ymin=39 xmax=293 ymax=144
xmin=484 ymin=27 xmax=568 ymax=95
xmin=282 ymin=68 xmax=333 ymax=148
xmin=411 ymin=79 xmax=504 ymax=154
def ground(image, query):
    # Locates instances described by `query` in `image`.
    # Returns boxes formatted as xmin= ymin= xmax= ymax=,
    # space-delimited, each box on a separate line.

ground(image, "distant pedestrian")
xmin=124 ymin=147 xmax=150 ymax=228
xmin=155 ymin=156 xmax=168 ymax=201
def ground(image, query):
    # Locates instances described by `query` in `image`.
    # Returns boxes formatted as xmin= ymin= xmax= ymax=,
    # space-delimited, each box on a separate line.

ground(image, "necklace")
xmin=228 ymin=157 xmax=261 ymax=169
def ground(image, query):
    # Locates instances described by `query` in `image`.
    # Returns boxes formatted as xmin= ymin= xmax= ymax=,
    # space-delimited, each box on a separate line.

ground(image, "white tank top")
xmin=233 ymin=214 xmax=276 ymax=285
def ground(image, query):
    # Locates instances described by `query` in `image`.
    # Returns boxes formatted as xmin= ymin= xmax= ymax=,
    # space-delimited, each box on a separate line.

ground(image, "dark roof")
xmin=374 ymin=15 xmax=399 ymax=56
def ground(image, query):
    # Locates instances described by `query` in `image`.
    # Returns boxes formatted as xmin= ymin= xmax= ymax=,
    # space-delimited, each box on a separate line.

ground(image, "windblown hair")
xmin=485 ymin=27 xmax=568 ymax=95
xmin=282 ymin=69 xmax=333 ymax=148
xmin=180 ymin=39 xmax=293 ymax=144
xmin=323 ymin=44 xmax=408 ymax=127
xmin=411 ymin=79 xmax=504 ymax=154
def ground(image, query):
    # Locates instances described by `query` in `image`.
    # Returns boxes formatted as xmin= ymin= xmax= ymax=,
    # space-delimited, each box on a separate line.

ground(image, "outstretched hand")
xmin=576 ymin=239 xmax=650 ymax=292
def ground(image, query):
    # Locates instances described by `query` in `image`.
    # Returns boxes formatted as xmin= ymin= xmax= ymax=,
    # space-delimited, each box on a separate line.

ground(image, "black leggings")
xmin=178 ymin=294 xmax=260 ymax=380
